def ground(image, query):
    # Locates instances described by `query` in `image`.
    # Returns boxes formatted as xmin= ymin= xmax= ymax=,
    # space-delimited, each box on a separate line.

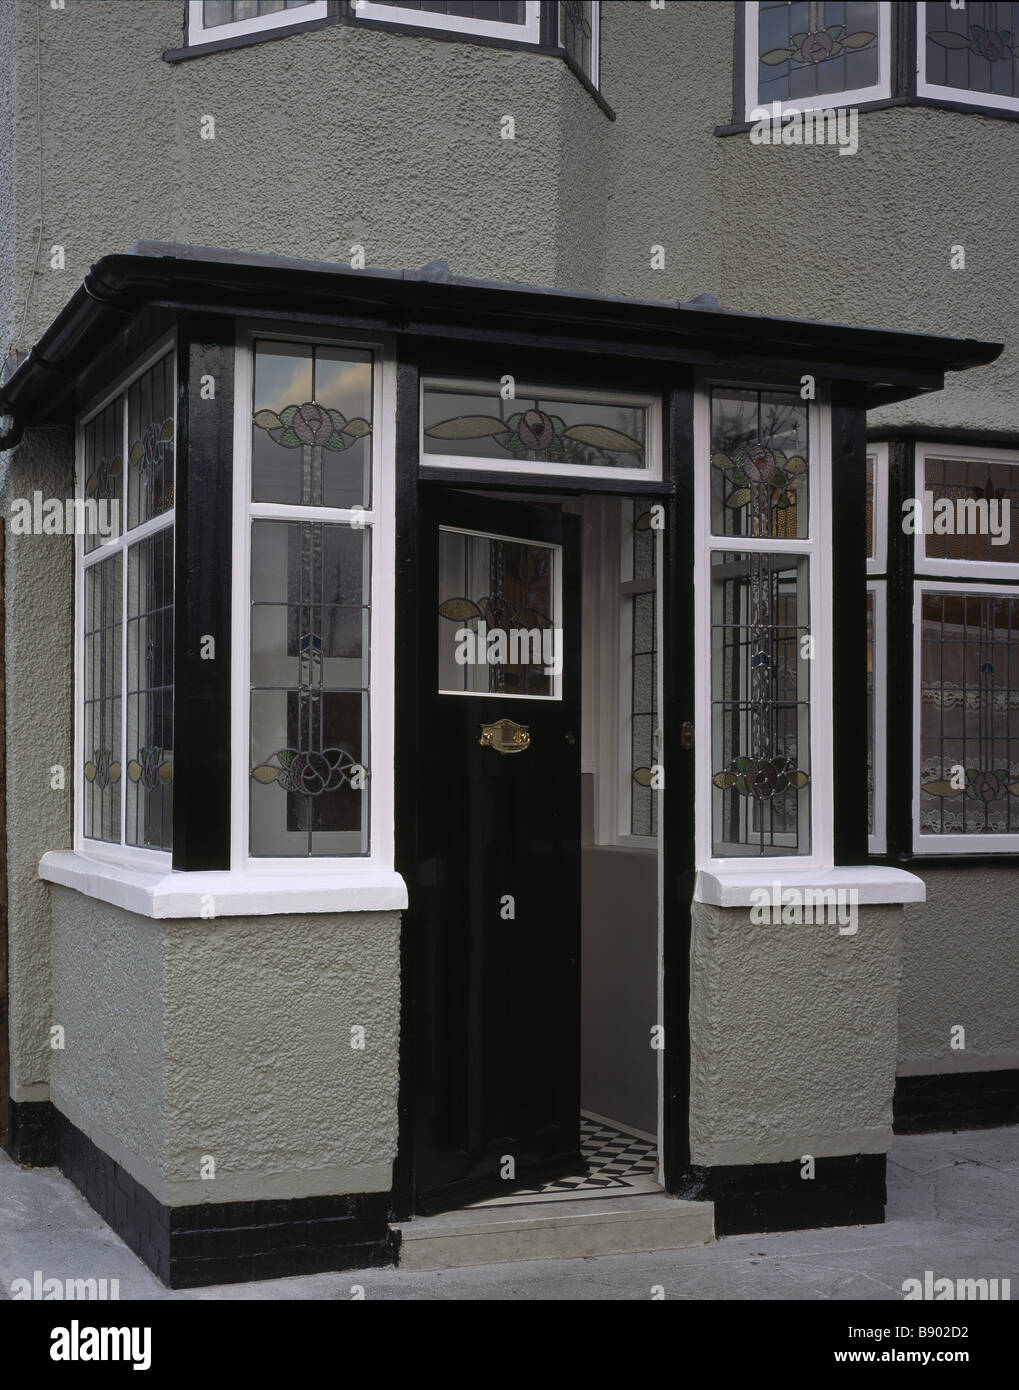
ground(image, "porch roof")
xmin=0 ymin=239 xmax=1003 ymax=447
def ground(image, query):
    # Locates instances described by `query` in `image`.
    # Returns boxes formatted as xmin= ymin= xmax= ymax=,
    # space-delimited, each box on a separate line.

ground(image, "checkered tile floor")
xmin=470 ymin=1115 xmax=661 ymax=1208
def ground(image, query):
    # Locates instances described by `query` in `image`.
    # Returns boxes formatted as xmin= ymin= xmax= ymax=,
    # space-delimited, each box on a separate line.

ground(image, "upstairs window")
xmin=745 ymin=1 xmax=892 ymax=117
xmin=352 ymin=0 xmax=542 ymax=43
xmin=918 ymin=1 xmax=1019 ymax=113
xmin=187 ymin=0 xmax=329 ymax=46
xmin=559 ymin=1 xmax=599 ymax=83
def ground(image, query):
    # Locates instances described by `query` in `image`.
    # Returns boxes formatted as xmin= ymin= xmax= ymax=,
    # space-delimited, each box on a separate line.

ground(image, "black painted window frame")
xmin=720 ymin=0 xmax=1019 ymax=133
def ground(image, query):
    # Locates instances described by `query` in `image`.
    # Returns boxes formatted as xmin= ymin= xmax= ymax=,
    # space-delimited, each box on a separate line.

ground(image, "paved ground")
xmin=0 ymin=1127 xmax=1015 ymax=1300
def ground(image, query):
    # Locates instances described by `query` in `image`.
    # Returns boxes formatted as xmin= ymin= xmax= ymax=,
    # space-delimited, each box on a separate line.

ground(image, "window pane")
xmin=758 ymin=0 xmax=880 ymax=103
xmin=424 ymin=384 xmax=647 ymax=471
xmin=560 ymin=2 xmax=596 ymax=78
xmin=250 ymin=520 xmax=370 ymax=855
xmin=127 ymin=353 xmax=174 ymax=531
xmin=925 ymin=2 xmax=1019 ymax=99
xmin=253 ymin=340 xmax=372 ymax=508
xmin=711 ymin=551 xmax=811 ymax=856
xmin=866 ymin=586 xmax=874 ymax=836
xmin=83 ymin=556 xmax=122 ymax=842
xmin=82 ymin=397 xmax=123 ymax=556
xmin=203 ymin=0 xmax=313 ymax=26
xmin=369 ymin=3 xmax=526 ymax=20
xmin=437 ymin=528 xmax=559 ymax=697
xmin=126 ymin=529 xmax=174 ymax=850
xmin=710 ymin=387 xmax=809 ymax=539
xmin=919 ymin=591 xmax=1019 ymax=835
xmin=923 ymin=455 xmax=1019 ymax=564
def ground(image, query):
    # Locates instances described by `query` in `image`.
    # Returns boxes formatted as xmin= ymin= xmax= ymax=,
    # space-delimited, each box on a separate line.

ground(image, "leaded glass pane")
xmin=370 ymin=2 xmax=526 ymax=20
xmin=866 ymin=587 xmax=874 ymax=836
xmin=865 ymin=453 xmax=875 ymax=560
xmin=82 ymin=397 xmax=122 ymax=556
xmin=250 ymin=520 xmax=370 ymax=856
xmin=253 ymin=340 xmax=372 ymax=508
xmin=710 ymin=387 xmax=809 ymax=539
xmin=560 ymin=2 xmax=596 ymax=78
xmin=923 ymin=456 xmax=1019 ymax=564
xmin=127 ymin=353 xmax=174 ymax=531
xmin=126 ymin=529 xmax=174 ymax=850
xmin=758 ymin=1 xmax=880 ymax=103
xmin=424 ymin=384 xmax=647 ymax=471
xmin=711 ymin=551 xmax=811 ymax=856
xmin=437 ymin=528 xmax=559 ymax=697
xmin=925 ymin=2 xmax=1019 ymax=99
xmin=203 ymin=0 xmax=313 ymax=27
xmin=919 ymin=591 xmax=1019 ymax=835
xmin=83 ymin=556 xmax=122 ymax=843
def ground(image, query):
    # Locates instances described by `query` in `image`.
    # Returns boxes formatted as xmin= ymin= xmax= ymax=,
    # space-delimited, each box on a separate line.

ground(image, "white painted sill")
xmin=39 ymin=851 xmax=409 ymax=920
xmin=694 ymin=866 xmax=926 ymax=907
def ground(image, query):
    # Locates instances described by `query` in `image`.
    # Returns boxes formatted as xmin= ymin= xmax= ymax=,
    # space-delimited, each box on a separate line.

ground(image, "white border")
xmin=187 ymin=0 xmax=329 ymax=46
xmin=913 ymin=440 xmax=1019 ymax=580
xmin=912 ymin=578 xmax=1019 ymax=854
xmin=694 ymin=376 xmax=834 ymax=874
xmin=231 ymin=320 xmax=397 ymax=875
xmin=75 ymin=333 xmax=177 ymax=872
xmin=420 ymin=377 xmax=662 ymax=483
xmin=744 ymin=0 xmax=892 ymax=120
xmin=867 ymin=441 xmax=888 ymax=575
xmin=916 ymin=1 xmax=1019 ymax=114
xmin=352 ymin=0 xmax=541 ymax=44
xmin=867 ymin=578 xmax=887 ymax=854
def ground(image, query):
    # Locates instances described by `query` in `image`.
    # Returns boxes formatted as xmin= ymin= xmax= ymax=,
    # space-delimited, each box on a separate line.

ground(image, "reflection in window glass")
xmin=710 ymin=387 xmax=809 ymax=539
xmin=923 ymin=455 xmax=1019 ymax=565
xmin=127 ymin=354 xmax=174 ymax=531
xmin=82 ymin=398 xmax=123 ymax=557
xmin=203 ymin=1 xmax=314 ymax=27
xmin=370 ymin=1 xmax=525 ymax=18
xmin=83 ymin=556 xmax=122 ymax=844
xmin=924 ymin=1 xmax=1019 ymax=101
xmin=126 ymin=530 xmax=174 ymax=850
xmin=711 ymin=551 xmax=811 ymax=856
xmin=757 ymin=0 xmax=880 ymax=103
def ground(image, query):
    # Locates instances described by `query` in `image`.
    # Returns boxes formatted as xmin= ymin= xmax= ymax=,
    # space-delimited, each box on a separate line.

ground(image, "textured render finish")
xmin=3 ymin=429 xmax=73 ymax=1103
xmin=48 ymin=886 xmax=401 ymax=1207
xmin=0 ymin=0 xmax=15 ymax=362
xmin=899 ymin=866 xmax=1019 ymax=1076
xmin=689 ymin=903 xmax=905 ymax=1166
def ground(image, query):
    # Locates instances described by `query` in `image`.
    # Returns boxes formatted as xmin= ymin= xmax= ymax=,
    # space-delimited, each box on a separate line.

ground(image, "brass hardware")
xmin=479 ymin=718 xmax=531 ymax=755
xmin=680 ymin=720 xmax=695 ymax=751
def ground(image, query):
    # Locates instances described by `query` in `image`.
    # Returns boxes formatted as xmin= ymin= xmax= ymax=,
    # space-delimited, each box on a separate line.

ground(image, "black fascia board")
xmin=0 ymin=240 xmax=1003 ymax=440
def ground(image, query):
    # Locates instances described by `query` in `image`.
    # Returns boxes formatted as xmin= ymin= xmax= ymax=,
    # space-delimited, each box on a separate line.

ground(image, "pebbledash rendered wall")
xmin=0 ymin=0 xmax=1016 ymax=1200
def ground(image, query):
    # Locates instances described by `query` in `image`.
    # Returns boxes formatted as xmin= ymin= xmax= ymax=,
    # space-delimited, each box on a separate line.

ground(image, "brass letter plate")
xmin=479 ymin=718 xmax=531 ymax=754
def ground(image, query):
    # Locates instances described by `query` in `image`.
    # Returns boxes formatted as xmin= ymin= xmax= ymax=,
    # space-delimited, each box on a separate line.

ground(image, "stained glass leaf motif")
xmin=761 ymin=23 xmax=875 ymax=66
xmin=251 ymin=747 xmax=362 ymax=795
xmin=928 ymin=25 xmax=1019 ymax=59
xmin=633 ymin=766 xmax=655 ymax=787
xmin=425 ymin=415 xmax=509 ymax=440
xmin=127 ymin=748 xmax=174 ymax=790
xmin=714 ymin=444 xmax=805 ymax=515
xmin=83 ymin=751 xmax=121 ymax=789
xmin=438 ymin=597 xmax=484 ymax=621
xmin=426 ymin=408 xmax=642 ymax=464
xmin=712 ymin=755 xmax=809 ymax=801
xmin=85 ymin=454 xmax=122 ymax=499
xmin=254 ymin=402 xmax=371 ymax=452
xmin=561 ymin=423 xmax=642 ymax=452
xmin=922 ymin=768 xmax=1014 ymax=801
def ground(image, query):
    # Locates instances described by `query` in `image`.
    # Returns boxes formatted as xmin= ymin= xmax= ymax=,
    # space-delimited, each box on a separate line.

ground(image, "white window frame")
xmin=559 ymin=0 xmax=600 ymax=85
xmin=867 ymin=441 xmax=888 ymax=575
xmin=187 ymin=0 xmax=329 ymax=47
xmin=74 ymin=334 xmax=178 ymax=873
xmin=694 ymin=376 xmax=834 ymax=873
xmin=744 ymin=0 xmax=892 ymax=120
xmin=352 ymin=0 xmax=541 ymax=44
xmin=916 ymin=1 xmax=1019 ymax=114
xmin=420 ymin=377 xmax=662 ymax=483
xmin=867 ymin=578 xmax=887 ymax=854
xmin=912 ymin=578 xmax=1019 ymax=854
xmin=914 ymin=440 xmax=1019 ymax=581
xmin=231 ymin=321 xmax=398 ymax=876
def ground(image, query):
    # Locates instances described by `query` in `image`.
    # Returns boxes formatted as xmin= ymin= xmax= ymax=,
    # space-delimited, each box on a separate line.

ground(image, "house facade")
xmin=0 ymin=0 xmax=1015 ymax=1287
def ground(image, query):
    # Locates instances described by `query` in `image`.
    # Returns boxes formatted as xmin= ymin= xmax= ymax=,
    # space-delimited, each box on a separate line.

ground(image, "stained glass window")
xmin=625 ymin=501 xmax=658 ymax=838
xmin=368 ymin=1 xmax=526 ymax=19
xmin=923 ymin=2 xmax=1019 ymax=103
xmin=756 ymin=1 xmax=882 ymax=104
xmin=83 ymin=557 xmax=122 ymax=844
xmin=710 ymin=387 xmax=809 ymax=540
xmin=202 ymin=0 xmax=314 ymax=27
xmin=710 ymin=551 xmax=811 ymax=856
xmin=423 ymin=382 xmax=649 ymax=474
xmin=559 ymin=2 xmax=598 ymax=81
xmin=253 ymin=340 xmax=372 ymax=509
xmin=866 ymin=587 xmax=874 ymax=837
xmin=922 ymin=456 xmax=1019 ymax=565
xmin=437 ymin=529 xmax=559 ymax=698
xmin=80 ymin=350 xmax=175 ymax=856
xmin=919 ymin=591 xmax=1019 ymax=836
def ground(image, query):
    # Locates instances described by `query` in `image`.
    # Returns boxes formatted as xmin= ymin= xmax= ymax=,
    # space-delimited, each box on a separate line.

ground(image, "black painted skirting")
xmin=7 ymin=1103 xmax=395 ymax=1288
xmin=6 ymin=1098 xmax=58 ymax=1167
xmin=676 ymin=1154 xmax=886 ymax=1236
xmin=894 ymin=1070 xmax=1019 ymax=1135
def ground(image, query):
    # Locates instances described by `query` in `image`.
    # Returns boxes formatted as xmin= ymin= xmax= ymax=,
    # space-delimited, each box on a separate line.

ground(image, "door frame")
xmin=390 ymin=363 xmax=696 ymax=1219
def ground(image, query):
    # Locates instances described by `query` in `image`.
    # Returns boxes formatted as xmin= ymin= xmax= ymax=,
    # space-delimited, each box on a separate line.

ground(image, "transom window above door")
xmin=421 ymin=378 xmax=661 ymax=481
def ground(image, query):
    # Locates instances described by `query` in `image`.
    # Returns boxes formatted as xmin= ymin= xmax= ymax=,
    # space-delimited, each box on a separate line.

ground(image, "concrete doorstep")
xmin=0 ymin=1127 xmax=1016 ymax=1299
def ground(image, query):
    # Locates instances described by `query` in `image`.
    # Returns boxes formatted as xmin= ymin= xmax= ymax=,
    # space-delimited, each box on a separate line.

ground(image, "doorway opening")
xmin=410 ymin=485 xmax=664 ymax=1215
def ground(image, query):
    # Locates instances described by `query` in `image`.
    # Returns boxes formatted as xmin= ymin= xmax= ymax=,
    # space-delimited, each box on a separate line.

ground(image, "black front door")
xmin=414 ymin=489 xmax=582 ymax=1212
